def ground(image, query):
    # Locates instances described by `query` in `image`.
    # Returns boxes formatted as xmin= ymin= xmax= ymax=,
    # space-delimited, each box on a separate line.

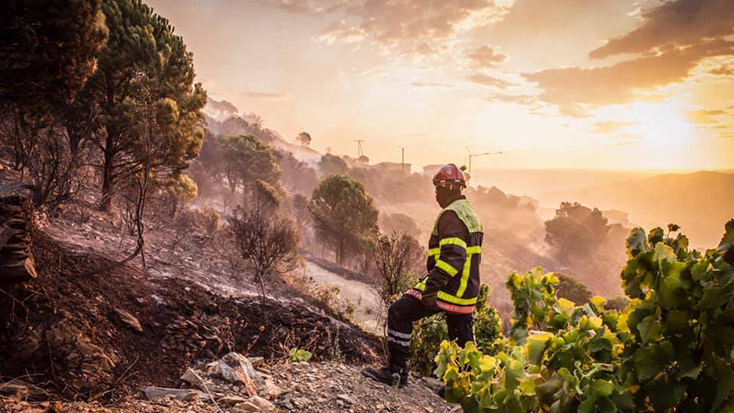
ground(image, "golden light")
xmin=627 ymin=102 xmax=695 ymax=148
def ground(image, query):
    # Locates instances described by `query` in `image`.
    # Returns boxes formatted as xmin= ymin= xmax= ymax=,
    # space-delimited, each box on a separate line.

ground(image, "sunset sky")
xmin=146 ymin=0 xmax=734 ymax=170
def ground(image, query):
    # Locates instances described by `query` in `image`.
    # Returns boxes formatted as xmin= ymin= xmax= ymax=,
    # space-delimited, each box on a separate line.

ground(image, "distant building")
xmin=422 ymin=164 xmax=444 ymax=176
xmin=373 ymin=162 xmax=411 ymax=175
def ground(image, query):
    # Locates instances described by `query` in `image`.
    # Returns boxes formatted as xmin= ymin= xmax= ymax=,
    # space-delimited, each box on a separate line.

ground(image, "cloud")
xmin=467 ymin=73 xmax=511 ymax=88
xmin=319 ymin=20 xmax=366 ymax=44
xmin=466 ymin=45 xmax=507 ymax=68
xmin=486 ymin=93 xmax=538 ymax=105
xmin=592 ymin=121 xmax=638 ymax=134
xmin=259 ymin=0 xmax=348 ymax=15
xmin=710 ymin=64 xmax=734 ymax=76
xmin=688 ymin=108 xmax=727 ymax=124
xmin=525 ymin=39 xmax=734 ymax=114
xmin=316 ymin=0 xmax=511 ymax=56
xmin=590 ymin=0 xmax=734 ymax=59
xmin=411 ymin=82 xmax=456 ymax=89
xmin=241 ymin=91 xmax=293 ymax=100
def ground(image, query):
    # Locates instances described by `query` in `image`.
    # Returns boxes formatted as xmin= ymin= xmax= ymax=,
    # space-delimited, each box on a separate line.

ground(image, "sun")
xmin=627 ymin=102 xmax=695 ymax=148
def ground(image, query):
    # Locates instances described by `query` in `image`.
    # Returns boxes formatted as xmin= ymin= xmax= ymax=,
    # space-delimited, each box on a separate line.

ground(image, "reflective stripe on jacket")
xmin=409 ymin=196 xmax=483 ymax=314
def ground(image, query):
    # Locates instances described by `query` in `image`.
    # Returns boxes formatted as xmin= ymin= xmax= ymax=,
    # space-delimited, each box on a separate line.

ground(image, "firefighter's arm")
xmin=424 ymin=211 xmax=468 ymax=295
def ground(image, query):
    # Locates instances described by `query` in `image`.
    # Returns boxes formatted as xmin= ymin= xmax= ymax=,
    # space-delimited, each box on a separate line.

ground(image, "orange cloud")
xmin=525 ymin=39 xmax=734 ymax=114
xmin=467 ymin=45 xmax=507 ymax=68
xmin=710 ymin=64 xmax=734 ymax=76
xmin=467 ymin=73 xmax=511 ymax=88
xmin=590 ymin=0 xmax=734 ymax=59
xmin=592 ymin=121 xmax=637 ymax=134
xmin=316 ymin=0 xmax=510 ymax=56
xmin=259 ymin=0 xmax=347 ymax=15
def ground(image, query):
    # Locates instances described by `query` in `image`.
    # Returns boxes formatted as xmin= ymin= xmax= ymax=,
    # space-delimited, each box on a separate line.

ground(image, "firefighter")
xmin=363 ymin=163 xmax=484 ymax=387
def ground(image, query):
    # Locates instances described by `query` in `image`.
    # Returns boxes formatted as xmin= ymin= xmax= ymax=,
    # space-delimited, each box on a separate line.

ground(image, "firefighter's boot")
xmin=361 ymin=365 xmax=408 ymax=388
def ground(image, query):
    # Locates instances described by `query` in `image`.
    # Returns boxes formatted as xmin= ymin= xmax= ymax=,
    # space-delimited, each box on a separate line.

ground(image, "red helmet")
xmin=432 ymin=163 xmax=466 ymax=188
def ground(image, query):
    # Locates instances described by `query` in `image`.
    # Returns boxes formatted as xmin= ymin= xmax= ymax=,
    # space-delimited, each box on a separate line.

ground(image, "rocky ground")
xmin=0 ymin=177 xmax=457 ymax=412
xmin=1 ymin=358 xmax=456 ymax=413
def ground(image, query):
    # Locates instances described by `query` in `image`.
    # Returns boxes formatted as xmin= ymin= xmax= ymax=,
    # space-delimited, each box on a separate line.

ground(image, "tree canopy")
xmin=296 ymin=131 xmax=311 ymax=147
xmin=0 ymin=0 xmax=109 ymax=110
xmin=84 ymin=0 xmax=206 ymax=210
xmin=545 ymin=201 xmax=611 ymax=262
xmin=317 ymin=153 xmax=348 ymax=177
xmin=220 ymin=134 xmax=281 ymax=193
xmin=310 ymin=174 xmax=379 ymax=265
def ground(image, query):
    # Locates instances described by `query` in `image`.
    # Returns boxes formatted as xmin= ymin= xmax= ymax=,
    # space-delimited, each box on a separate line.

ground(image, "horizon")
xmin=146 ymin=0 xmax=734 ymax=171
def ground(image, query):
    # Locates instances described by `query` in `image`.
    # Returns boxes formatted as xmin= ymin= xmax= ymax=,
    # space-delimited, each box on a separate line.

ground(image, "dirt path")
xmin=301 ymin=260 xmax=384 ymax=334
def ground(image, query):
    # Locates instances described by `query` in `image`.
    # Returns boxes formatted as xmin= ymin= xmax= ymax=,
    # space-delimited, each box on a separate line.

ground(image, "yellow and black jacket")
xmin=407 ymin=195 xmax=483 ymax=314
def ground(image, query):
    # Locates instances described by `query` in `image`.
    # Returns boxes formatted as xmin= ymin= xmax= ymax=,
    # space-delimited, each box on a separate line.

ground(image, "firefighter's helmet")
xmin=432 ymin=163 xmax=466 ymax=188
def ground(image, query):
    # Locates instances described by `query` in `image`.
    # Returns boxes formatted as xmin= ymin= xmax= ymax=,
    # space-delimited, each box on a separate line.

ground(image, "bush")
xmin=410 ymin=285 xmax=503 ymax=376
xmin=434 ymin=220 xmax=734 ymax=412
xmin=555 ymin=273 xmax=592 ymax=305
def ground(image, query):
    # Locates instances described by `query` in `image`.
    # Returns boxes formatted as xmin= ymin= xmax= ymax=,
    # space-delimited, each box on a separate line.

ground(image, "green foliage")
xmin=309 ymin=174 xmax=379 ymax=265
xmin=1 ymin=0 xmax=108 ymax=109
xmin=220 ymin=135 xmax=281 ymax=193
xmin=164 ymin=173 xmax=198 ymax=216
xmin=435 ymin=221 xmax=734 ymax=412
xmin=606 ymin=296 xmax=630 ymax=312
xmin=288 ymin=347 xmax=312 ymax=363
xmin=87 ymin=0 xmax=207 ymax=210
xmin=506 ymin=268 xmax=560 ymax=345
xmin=318 ymin=153 xmax=348 ymax=177
xmin=545 ymin=202 xmax=611 ymax=262
xmin=439 ymin=268 xmax=631 ymax=412
xmin=619 ymin=220 xmax=734 ymax=411
xmin=556 ymin=273 xmax=592 ymax=305
xmin=410 ymin=285 xmax=504 ymax=376
xmin=379 ymin=212 xmax=420 ymax=237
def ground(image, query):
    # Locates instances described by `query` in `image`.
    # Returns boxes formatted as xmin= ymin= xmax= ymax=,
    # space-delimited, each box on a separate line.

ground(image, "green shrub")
xmin=288 ymin=347 xmax=312 ymax=363
xmin=410 ymin=284 xmax=504 ymax=376
xmin=434 ymin=220 xmax=734 ymax=412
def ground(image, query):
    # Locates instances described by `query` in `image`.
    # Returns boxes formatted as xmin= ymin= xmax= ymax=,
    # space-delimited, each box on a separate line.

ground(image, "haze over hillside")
xmin=538 ymin=171 xmax=734 ymax=248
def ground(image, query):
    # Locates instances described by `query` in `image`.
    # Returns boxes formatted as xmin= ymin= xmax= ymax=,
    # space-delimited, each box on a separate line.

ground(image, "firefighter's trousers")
xmin=386 ymin=294 xmax=474 ymax=371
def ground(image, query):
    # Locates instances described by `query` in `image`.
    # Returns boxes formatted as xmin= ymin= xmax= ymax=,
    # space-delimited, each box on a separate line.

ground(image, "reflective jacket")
xmin=407 ymin=196 xmax=483 ymax=314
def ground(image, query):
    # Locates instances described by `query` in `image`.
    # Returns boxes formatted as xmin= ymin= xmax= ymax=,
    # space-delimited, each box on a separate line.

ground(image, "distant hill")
xmin=203 ymin=99 xmax=322 ymax=164
xmin=539 ymin=171 xmax=734 ymax=248
xmin=470 ymin=169 xmax=660 ymax=196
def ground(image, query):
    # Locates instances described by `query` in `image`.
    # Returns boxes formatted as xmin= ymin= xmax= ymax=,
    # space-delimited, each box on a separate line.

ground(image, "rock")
xmin=248 ymin=356 xmax=265 ymax=368
xmin=0 ymin=380 xmax=49 ymax=401
xmin=142 ymin=386 xmax=207 ymax=401
xmin=248 ymin=395 xmax=274 ymax=411
xmin=233 ymin=401 xmax=261 ymax=412
xmin=150 ymin=294 xmax=166 ymax=305
xmin=219 ymin=396 xmax=248 ymax=405
xmin=45 ymin=320 xmax=119 ymax=392
xmin=1 ymin=257 xmax=37 ymax=283
xmin=262 ymin=381 xmax=282 ymax=400
xmin=337 ymin=394 xmax=355 ymax=405
xmin=213 ymin=352 xmax=265 ymax=396
xmin=0 ymin=185 xmax=36 ymax=285
xmin=114 ymin=308 xmax=143 ymax=333
xmin=180 ymin=368 xmax=207 ymax=390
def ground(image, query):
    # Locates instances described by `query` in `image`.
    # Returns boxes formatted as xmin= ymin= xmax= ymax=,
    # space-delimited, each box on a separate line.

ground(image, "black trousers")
xmin=386 ymin=294 xmax=474 ymax=370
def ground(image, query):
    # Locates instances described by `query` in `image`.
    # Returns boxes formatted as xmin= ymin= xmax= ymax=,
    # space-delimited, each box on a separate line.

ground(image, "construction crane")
xmin=466 ymin=147 xmax=505 ymax=174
